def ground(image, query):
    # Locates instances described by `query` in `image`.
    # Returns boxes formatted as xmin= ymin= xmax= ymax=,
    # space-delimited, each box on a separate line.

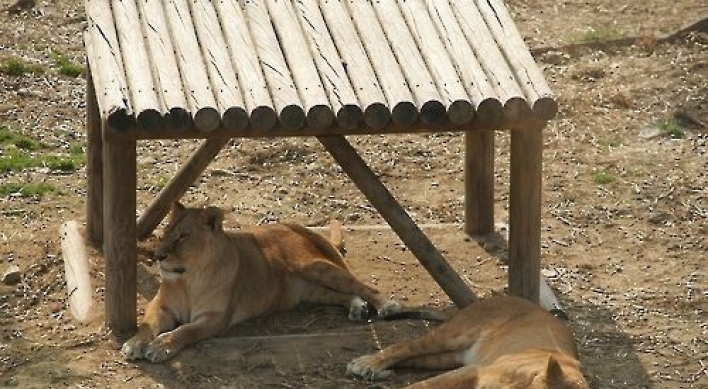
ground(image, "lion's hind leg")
xmin=297 ymin=260 xmax=401 ymax=319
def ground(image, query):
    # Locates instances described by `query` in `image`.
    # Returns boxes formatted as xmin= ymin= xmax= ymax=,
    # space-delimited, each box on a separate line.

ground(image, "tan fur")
xmin=122 ymin=202 xmax=399 ymax=363
xmin=347 ymin=295 xmax=591 ymax=389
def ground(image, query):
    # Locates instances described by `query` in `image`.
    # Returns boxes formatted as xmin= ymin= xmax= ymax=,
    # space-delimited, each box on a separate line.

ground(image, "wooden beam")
xmin=86 ymin=74 xmax=103 ymax=247
xmin=508 ymin=125 xmax=543 ymax=303
xmin=464 ymin=129 xmax=495 ymax=235
xmin=318 ymin=135 xmax=476 ymax=308
xmin=103 ymin=133 xmax=137 ymax=335
xmin=137 ymin=138 xmax=228 ymax=240
xmin=61 ymin=221 xmax=93 ymax=322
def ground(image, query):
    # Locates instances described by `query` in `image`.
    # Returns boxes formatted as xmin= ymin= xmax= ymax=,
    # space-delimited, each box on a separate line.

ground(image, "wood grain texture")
xmin=320 ymin=0 xmax=390 ymax=129
xmin=61 ymin=221 xmax=93 ymax=322
xmin=137 ymin=0 xmax=191 ymax=131
xmin=295 ymin=0 xmax=362 ymax=130
xmin=346 ymin=0 xmax=418 ymax=127
xmin=112 ymin=0 xmax=162 ymax=131
xmin=245 ymin=0 xmax=305 ymax=130
xmin=85 ymin=74 xmax=103 ymax=247
xmin=450 ymin=0 xmax=530 ymax=121
xmin=102 ymin=135 xmax=137 ymax=334
xmin=464 ymin=129 xmax=495 ymax=235
xmin=372 ymin=0 xmax=445 ymax=126
xmin=508 ymin=126 xmax=543 ymax=303
xmin=190 ymin=0 xmax=249 ymax=131
xmin=267 ymin=0 xmax=333 ymax=130
xmin=163 ymin=0 xmax=220 ymax=132
xmin=398 ymin=0 xmax=472 ymax=125
xmin=475 ymin=0 xmax=558 ymax=120
xmin=215 ymin=0 xmax=277 ymax=131
xmin=85 ymin=0 xmax=134 ymax=131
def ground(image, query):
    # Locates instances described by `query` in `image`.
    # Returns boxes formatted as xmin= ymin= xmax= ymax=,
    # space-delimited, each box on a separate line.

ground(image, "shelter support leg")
xmin=509 ymin=126 xmax=543 ymax=304
xmin=464 ymin=129 xmax=495 ymax=235
xmin=103 ymin=135 xmax=137 ymax=335
xmin=318 ymin=135 xmax=476 ymax=308
xmin=86 ymin=75 xmax=103 ymax=247
xmin=137 ymin=138 xmax=229 ymax=240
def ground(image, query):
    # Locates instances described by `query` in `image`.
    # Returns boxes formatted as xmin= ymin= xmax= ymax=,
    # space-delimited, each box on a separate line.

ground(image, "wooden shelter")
xmin=83 ymin=0 xmax=558 ymax=334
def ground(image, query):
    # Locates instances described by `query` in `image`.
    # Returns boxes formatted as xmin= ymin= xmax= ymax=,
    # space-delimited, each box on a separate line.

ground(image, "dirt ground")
xmin=0 ymin=0 xmax=706 ymax=388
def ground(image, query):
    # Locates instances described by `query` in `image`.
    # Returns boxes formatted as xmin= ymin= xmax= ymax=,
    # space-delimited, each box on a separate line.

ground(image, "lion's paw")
xmin=348 ymin=296 xmax=371 ymax=321
xmin=143 ymin=334 xmax=176 ymax=363
xmin=122 ymin=336 xmax=148 ymax=361
xmin=377 ymin=299 xmax=402 ymax=318
xmin=346 ymin=354 xmax=394 ymax=380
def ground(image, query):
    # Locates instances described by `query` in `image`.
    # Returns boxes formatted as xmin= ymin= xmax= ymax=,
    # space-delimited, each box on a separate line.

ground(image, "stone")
xmin=2 ymin=265 xmax=21 ymax=285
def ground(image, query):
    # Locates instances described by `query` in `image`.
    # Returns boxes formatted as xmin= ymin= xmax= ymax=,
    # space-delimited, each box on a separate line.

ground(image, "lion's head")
xmin=155 ymin=202 xmax=225 ymax=281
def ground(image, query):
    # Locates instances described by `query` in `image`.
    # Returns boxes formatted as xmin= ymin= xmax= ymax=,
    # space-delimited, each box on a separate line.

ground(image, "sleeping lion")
xmin=348 ymin=295 xmax=591 ymax=389
xmin=122 ymin=202 xmax=400 ymax=362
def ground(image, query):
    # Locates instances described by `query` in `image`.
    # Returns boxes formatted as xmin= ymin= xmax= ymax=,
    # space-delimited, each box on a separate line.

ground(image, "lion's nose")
xmin=155 ymin=251 xmax=168 ymax=261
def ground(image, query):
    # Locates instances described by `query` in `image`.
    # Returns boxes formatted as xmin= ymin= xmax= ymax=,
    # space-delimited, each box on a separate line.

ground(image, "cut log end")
xmin=391 ymin=101 xmax=419 ymax=127
xmin=223 ymin=106 xmax=250 ymax=131
xmin=336 ymin=104 xmax=364 ymax=130
xmin=307 ymin=105 xmax=335 ymax=130
xmin=421 ymin=100 xmax=447 ymax=127
xmin=448 ymin=99 xmax=474 ymax=126
xmin=194 ymin=107 xmax=221 ymax=132
xmin=165 ymin=107 xmax=192 ymax=132
xmin=136 ymin=109 xmax=162 ymax=132
xmin=503 ymin=97 xmax=532 ymax=122
xmin=107 ymin=107 xmax=135 ymax=132
xmin=250 ymin=105 xmax=278 ymax=132
xmin=476 ymin=98 xmax=504 ymax=123
xmin=279 ymin=104 xmax=306 ymax=130
xmin=533 ymin=96 xmax=558 ymax=121
xmin=363 ymin=102 xmax=391 ymax=130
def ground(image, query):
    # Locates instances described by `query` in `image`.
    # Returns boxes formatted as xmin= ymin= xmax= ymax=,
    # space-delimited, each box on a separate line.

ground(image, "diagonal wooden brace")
xmin=317 ymin=135 xmax=476 ymax=308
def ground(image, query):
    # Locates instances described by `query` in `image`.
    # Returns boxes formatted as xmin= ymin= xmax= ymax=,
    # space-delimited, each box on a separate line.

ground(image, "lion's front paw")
xmin=348 ymin=296 xmax=372 ymax=321
xmin=143 ymin=333 xmax=177 ymax=363
xmin=346 ymin=354 xmax=394 ymax=380
xmin=122 ymin=336 xmax=150 ymax=361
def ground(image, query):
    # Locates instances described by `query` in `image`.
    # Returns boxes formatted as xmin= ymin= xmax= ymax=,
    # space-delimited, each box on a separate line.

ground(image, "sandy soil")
xmin=0 ymin=1 xmax=706 ymax=388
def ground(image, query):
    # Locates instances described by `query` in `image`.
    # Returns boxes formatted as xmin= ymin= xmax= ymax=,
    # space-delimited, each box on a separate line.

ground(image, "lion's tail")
xmin=328 ymin=220 xmax=345 ymax=255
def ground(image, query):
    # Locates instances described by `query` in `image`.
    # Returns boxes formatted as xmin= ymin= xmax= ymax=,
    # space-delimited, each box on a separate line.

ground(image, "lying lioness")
xmin=122 ymin=202 xmax=400 ymax=362
xmin=347 ymin=295 xmax=590 ymax=389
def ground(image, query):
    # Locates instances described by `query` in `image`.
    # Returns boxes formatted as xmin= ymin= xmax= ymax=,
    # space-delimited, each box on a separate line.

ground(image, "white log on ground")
xmin=60 ymin=221 xmax=93 ymax=323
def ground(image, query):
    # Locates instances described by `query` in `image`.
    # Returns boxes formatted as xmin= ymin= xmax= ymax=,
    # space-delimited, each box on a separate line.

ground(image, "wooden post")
xmin=464 ymin=129 xmax=495 ymax=235
xmin=318 ymin=136 xmax=476 ymax=308
xmin=86 ymin=74 xmax=103 ymax=247
xmin=137 ymin=138 xmax=228 ymax=240
xmin=508 ymin=124 xmax=543 ymax=304
xmin=103 ymin=132 xmax=137 ymax=335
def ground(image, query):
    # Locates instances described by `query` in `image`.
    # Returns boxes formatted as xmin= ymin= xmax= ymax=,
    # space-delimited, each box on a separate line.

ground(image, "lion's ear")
xmin=545 ymin=356 xmax=564 ymax=381
xmin=168 ymin=201 xmax=186 ymax=222
xmin=204 ymin=207 xmax=224 ymax=232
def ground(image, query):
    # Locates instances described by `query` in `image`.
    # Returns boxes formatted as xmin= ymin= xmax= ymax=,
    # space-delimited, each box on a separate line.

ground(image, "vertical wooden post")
xmin=103 ymin=131 xmax=137 ymax=335
xmin=86 ymin=74 xmax=103 ymax=247
xmin=464 ymin=129 xmax=495 ymax=235
xmin=509 ymin=125 xmax=543 ymax=304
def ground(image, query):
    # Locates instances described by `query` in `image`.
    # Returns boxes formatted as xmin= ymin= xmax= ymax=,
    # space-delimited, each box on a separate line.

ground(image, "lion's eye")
xmin=177 ymin=233 xmax=189 ymax=242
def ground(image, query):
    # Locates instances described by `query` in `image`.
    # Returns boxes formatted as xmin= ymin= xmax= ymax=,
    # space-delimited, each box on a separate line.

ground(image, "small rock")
xmin=640 ymin=127 xmax=661 ymax=139
xmin=2 ymin=265 xmax=21 ymax=285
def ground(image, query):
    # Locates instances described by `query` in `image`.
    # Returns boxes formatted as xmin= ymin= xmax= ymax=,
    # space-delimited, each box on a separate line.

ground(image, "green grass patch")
xmin=155 ymin=175 xmax=170 ymax=190
xmin=572 ymin=27 xmax=624 ymax=44
xmin=657 ymin=119 xmax=685 ymax=139
xmin=1 ymin=57 xmax=44 ymax=76
xmin=593 ymin=171 xmax=616 ymax=185
xmin=0 ymin=148 xmax=84 ymax=173
xmin=0 ymin=125 xmax=48 ymax=150
xmin=52 ymin=51 xmax=84 ymax=77
xmin=0 ymin=182 xmax=58 ymax=198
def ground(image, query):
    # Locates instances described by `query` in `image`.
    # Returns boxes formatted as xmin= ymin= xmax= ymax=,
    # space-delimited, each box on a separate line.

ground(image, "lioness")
xmin=347 ymin=295 xmax=590 ymax=389
xmin=122 ymin=202 xmax=400 ymax=362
